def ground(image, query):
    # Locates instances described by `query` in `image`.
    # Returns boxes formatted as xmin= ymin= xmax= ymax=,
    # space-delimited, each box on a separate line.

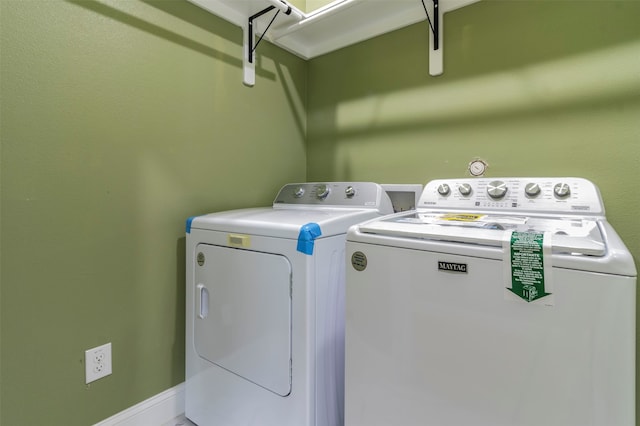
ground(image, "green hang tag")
xmin=505 ymin=231 xmax=553 ymax=305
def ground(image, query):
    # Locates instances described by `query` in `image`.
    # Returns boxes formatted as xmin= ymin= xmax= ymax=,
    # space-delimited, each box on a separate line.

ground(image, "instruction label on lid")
xmin=504 ymin=231 xmax=554 ymax=306
xmin=439 ymin=213 xmax=485 ymax=222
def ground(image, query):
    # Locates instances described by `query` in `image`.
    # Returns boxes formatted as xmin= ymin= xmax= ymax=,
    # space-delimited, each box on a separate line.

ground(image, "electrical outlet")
xmin=85 ymin=342 xmax=112 ymax=384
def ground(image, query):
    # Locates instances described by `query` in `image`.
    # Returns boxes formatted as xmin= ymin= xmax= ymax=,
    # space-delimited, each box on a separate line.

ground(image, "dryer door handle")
xmin=196 ymin=284 xmax=209 ymax=319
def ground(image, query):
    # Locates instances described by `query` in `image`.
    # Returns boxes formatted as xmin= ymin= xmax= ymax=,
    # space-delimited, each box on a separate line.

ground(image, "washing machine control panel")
xmin=419 ymin=177 xmax=604 ymax=215
xmin=274 ymin=182 xmax=384 ymax=208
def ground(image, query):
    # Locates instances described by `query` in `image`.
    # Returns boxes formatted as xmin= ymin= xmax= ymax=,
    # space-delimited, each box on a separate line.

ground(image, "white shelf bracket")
xmin=244 ymin=5 xmax=276 ymax=86
xmin=243 ymin=23 xmax=256 ymax=86
xmin=421 ymin=0 xmax=443 ymax=76
xmin=189 ymin=0 xmax=482 ymax=84
xmin=243 ymin=0 xmax=302 ymax=86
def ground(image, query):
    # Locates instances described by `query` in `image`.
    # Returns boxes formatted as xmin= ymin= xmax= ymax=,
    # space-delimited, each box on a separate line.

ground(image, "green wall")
xmin=0 ymin=0 xmax=306 ymax=424
xmin=307 ymin=0 xmax=640 ymax=416
xmin=2 ymin=0 xmax=640 ymax=424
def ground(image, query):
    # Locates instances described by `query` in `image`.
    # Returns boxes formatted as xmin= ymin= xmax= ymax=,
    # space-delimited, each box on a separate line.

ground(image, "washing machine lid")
xmin=349 ymin=177 xmax=636 ymax=276
xmin=357 ymin=211 xmax=606 ymax=256
xmin=355 ymin=177 xmax=611 ymax=256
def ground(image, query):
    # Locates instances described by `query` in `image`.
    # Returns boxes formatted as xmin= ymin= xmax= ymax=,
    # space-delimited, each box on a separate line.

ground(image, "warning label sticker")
xmin=504 ymin=231 xmax=554 ymax=306
xmin=438 ymin=213 xmax=486 ymax=222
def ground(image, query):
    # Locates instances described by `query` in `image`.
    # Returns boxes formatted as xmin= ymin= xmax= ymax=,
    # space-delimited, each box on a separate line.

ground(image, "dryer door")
xmin=194 ymin=244 xmax=292 ymax=396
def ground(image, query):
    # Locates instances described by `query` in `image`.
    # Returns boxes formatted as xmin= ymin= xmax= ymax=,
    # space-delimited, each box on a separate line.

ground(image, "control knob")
xmin=293 ymin=186 xmax=305 ymax=198
xmin=458 ymin=183 xmax=472 ymax=196
xmin=487 ymin=180 xmax=508 ymax=199
xmin=316 ymin=184 xmax=330 ymax=199
xmin=524 ymin=183 xmax=541 ymax=197
xmin=554 ymin=182 xmax=571 ymax=198
xmin=437 ymin=183 xmax=451 ymax=196
xmin=345 ymin=186 xmax=356 ymax=198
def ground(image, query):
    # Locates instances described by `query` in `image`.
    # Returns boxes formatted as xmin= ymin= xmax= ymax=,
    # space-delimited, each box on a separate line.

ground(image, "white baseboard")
xmin=94 ymin=382 xmax=185 ymax=426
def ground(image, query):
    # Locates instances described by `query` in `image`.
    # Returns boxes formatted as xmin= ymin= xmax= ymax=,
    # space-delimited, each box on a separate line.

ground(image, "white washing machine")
xmin=345 ymin=177 xmax=636 ymax=426
xmin=185 ymin=182 xmax=398 ymax=426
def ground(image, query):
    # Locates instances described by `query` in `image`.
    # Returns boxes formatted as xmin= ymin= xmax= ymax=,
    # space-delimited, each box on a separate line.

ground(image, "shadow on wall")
xmin=141 ymin=0 xmax=309 ymax=109
xmin=65 ymin=0 xmax=279 ymax=80
xmin=305 ymin=0 xmax=640 ymax=179
xmin=311 ymin=1 xmax=640 ymax=102
xmin=64 ymin=0 xmax=307 ymax=148
xmin=325 ymin=39 xmax=640 ymax=141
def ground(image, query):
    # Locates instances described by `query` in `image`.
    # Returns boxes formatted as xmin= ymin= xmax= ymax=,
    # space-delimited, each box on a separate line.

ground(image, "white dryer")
xmin=185 ymin=182 xmax=395 ymax=426
xmin=345 ymin=177 xmax=636 ymax=426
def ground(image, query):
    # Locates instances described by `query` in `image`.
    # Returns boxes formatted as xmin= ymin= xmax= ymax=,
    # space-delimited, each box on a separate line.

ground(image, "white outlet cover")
xmin=85 ymin=342 xmax=112 ymax=384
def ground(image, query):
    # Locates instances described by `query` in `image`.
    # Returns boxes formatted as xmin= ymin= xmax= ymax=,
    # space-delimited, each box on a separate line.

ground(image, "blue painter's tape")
xmin=186 ymin=216 xmax=197 ymax=234
xmin=297 ymin=223 xmax=322 ymax=255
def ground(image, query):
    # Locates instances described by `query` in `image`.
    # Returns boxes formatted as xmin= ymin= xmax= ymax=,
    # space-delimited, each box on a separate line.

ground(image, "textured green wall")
xmin=307 ymin=0 xmax=640 ymax=416
xmin=2 ymin=0 xmax=640 ymax=424
xmin=0 ymin=0 xmax=306 ymax=424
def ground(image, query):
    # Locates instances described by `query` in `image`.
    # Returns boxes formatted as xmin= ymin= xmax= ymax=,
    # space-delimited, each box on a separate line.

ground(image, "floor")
xmin=161 ymin=414 xmax=197 ymax=426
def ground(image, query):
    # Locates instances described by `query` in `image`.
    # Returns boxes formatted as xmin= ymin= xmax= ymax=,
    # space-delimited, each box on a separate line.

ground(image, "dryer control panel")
xmin=419 ymin=177 xmax=604 ymax=215
xmin=274 ymin=182 xmax=387 ymax=208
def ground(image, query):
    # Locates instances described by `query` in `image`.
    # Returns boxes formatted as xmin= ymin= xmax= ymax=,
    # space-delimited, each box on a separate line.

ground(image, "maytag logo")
xmin=438 ymin=261 xmax=468 ymax=273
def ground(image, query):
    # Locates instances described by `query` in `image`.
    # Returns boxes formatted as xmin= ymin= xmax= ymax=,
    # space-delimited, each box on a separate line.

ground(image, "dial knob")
xmin=437 ymin=183 xmax=451 ymax=196
xmin=345 ymin=186 xmax=356 ymax=198
xmin=458 ymin=183 xmax=472 ymax=196
xmin=487 ymin=180 xmax=507 ymax=199
xmin=524 ymin=183 xmax=541 ymax=197
xmin=316 ymin=184 xmax=330 ymax=199
xmin=553 ymin=182 xmax=571 ymax=198
xmin=293 ymin=186 xmax=305 ymax=198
